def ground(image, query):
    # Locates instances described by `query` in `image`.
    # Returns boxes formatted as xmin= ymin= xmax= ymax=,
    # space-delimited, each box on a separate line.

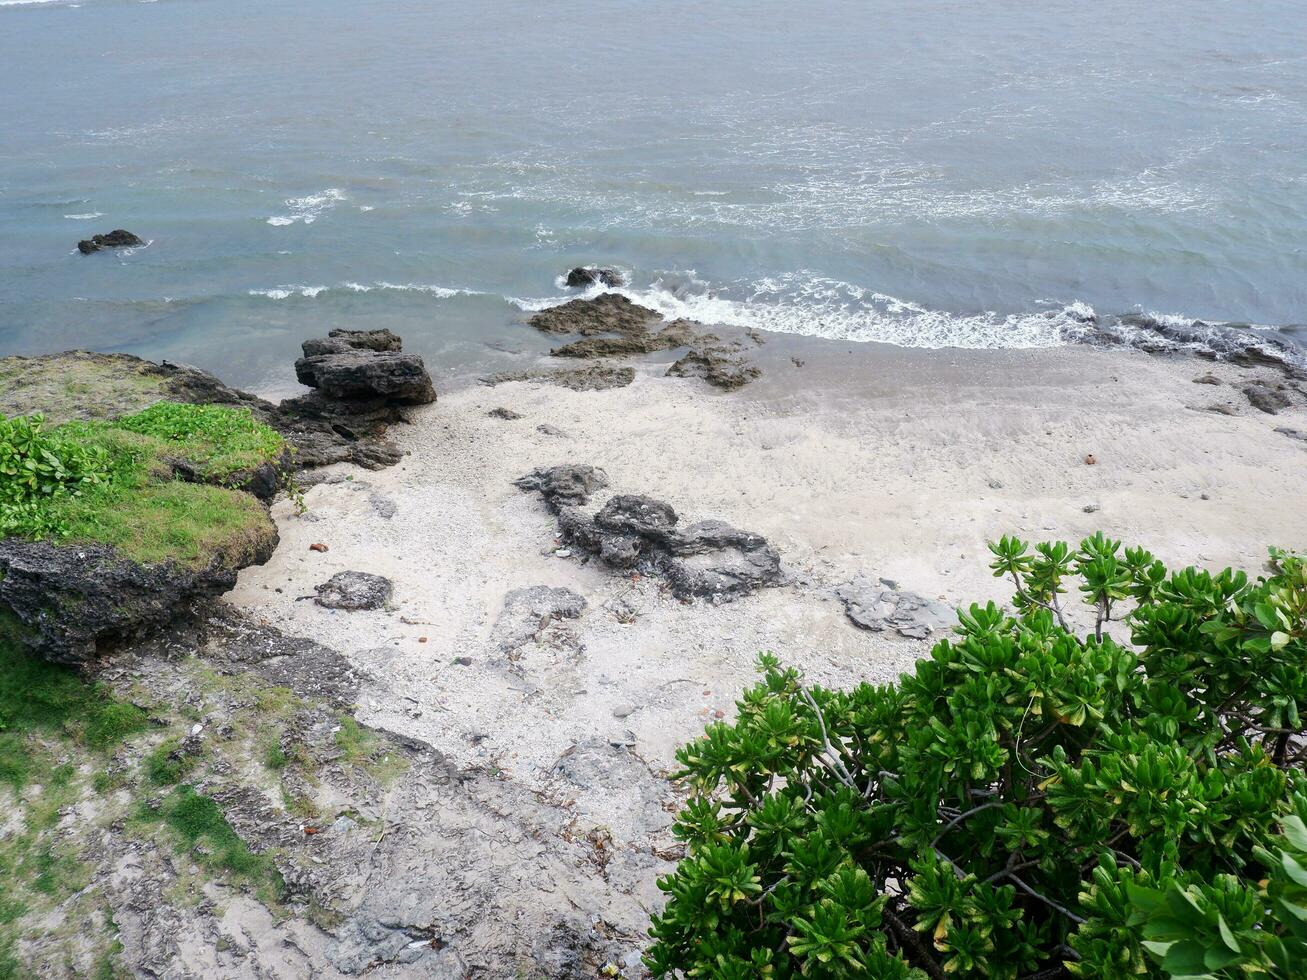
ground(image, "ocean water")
xmin=1 ymin=0 xmax=1305 ymax=390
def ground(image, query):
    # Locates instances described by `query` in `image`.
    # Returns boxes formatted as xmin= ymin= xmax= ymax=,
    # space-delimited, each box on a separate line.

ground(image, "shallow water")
xmin=1 ymin=0 xmax=1305 ymax=388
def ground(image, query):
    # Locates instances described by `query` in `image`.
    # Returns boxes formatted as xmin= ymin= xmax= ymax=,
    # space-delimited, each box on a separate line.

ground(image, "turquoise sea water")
xmin=1 ymin=0 xmax=1305 ymax=389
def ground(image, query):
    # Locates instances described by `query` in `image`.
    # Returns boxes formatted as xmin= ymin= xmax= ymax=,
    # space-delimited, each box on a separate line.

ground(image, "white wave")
xmin=63 ymin=212 xmax=103 ymax=220
xmin=358 ymin=205 xmax=375 ymax=212
xmin=0 ymin=0 xmax=73 ymax=6
xmin=513 ymin=271 xmax=1078 ymax=351
xmin=248 ymin=285 xmax=328 ymax=300
xmin=248 ymin=281 xmax=482 ymax=301
xmin=266 ymin=188 xmax=346 ymax=226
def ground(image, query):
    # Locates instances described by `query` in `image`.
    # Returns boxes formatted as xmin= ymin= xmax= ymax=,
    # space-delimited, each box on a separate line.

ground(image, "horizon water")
xmin=2 ymin=0 xmax=1305 ymax=390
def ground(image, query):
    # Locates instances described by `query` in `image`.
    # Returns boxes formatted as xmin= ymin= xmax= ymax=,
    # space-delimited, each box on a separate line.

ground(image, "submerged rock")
xmin=314 ymin=571 xmax=394 ymax=611
xmin=835 ymin=578 xmax=955 ymax=640
xmin=529 ymin=293 xmax=662 ymax=338
xmin=0 ymin=533 xmax=278 ymax=665
xmin=77 ymin=229 xmax=145 ymax=254
xmin=517 ymin=467 xmax=781 ymax=602
xmin=565 ymin=267 xmax=624 ymax=288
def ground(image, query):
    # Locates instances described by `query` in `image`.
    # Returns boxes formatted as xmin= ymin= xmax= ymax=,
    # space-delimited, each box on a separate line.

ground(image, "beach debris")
xmin=1244 ymin=381 xmax=1292 ymax=415
xmin=488 ymin=407 xmax=523 ymax=420
xmin=77 ymin=229 xmax=144 ymax=254
xmin=834 ymin=578 xmax=955 ymax=640
xmin=314 ymin=571 xmax=394 ymax=611
xmin=565 ymin=266 xmax=624 ymax=288
xmin=1083 ymin=453 xmax=1097 ymax=465
xmin=309 ymin=542 xmax=329 ymax=553
xmin=516 ymin=466 xmax=782 ymax=602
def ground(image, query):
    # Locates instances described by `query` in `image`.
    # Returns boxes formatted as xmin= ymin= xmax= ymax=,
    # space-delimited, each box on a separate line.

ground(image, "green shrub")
xmin=0 ymin=414 xmax=112 ymax=539
xmin=647 ymin=535 xmax=1307 ymax=979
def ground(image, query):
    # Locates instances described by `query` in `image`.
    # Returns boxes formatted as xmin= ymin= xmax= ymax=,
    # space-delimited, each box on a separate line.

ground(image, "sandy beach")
xmin=213 ymin=334 xmax=1306 ymax=969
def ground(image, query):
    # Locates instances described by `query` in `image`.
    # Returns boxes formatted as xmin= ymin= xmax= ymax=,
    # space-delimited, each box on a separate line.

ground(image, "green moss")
xmin=144 ymin=738 xmax=199 ymax=787
xmin=0 ymin=352 xmax=170 ymax=425
xmin=0 ymin=622 xmax=150 ymax=791
xmin=143 ymin=786 xmax=282 ymax=899
xmin=334 ymin=716 xmax=407 ymax=785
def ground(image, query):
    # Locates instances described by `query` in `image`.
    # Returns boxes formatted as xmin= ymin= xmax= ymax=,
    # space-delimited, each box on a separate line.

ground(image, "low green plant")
xmin=647 ymin=536 xmax=1307 ymax=979
xmin=111 ymin=402 xmax=285 ymax=481
xmin=0 ymin=404 xmax=281 ymax=564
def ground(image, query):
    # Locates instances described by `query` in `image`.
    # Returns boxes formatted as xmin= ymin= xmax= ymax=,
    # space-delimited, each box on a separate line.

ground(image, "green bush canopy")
xmin=647 ymin=535 xmax=1307 ymax=979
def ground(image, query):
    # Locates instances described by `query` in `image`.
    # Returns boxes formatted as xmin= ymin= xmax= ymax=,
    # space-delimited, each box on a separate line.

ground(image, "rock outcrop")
xmin=294 ymin=328 xmax=435 ymax=403
xmin=564 ymin=267 xmax=624 ymax=288
xmin=516 ymin=465 xmax=781 ymax=602
xmin=523 ymin=294 xmax=762 ymax=391
xmin=835 ymin=578 xmax=955 ymax=640
xmin=0 ymin=532 xmax=278 ymax=665
xmin=77 ymin=229 xmax=145 ymax=254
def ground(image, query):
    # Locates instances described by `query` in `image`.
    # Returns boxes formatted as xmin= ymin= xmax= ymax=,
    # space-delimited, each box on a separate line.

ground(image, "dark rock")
xmin=565 ymin=267 xmax=624 ymax=288
xmin=1193 ymin=373 xmax=1221 ymax=385
xmin=666 ymin=349 xmax=762 ymax=390
xmin=513 ymin=465 xmax=609 ymax=507
xmin=1244 ymin=383 xmax=1292 ymax=415
xmin=489 ymin=407 xmax=524 ymax=420
xmin=550 ymin=321 xmax=701 ymax=359
xmin=594 ymin=495 xmax=679 ymax=539
xmin=0 ymin=532 xmax=278 ymax=665
xmin=481 ymin=364 xmax=635 ymax=391
xmin=295 ymin=349 xmax=435 ymax=404
xmin=77 ymin=229 xmax=145 ymax=254
xmin=314 ymin=571 xmax=394 ymax=611
xmin=835 ymin=579 xmax=955 ymax=640
xmin=516 ymin=469 xmax=781 ymax=602
xmin=536 ymin=424 xmax=567 ymax=438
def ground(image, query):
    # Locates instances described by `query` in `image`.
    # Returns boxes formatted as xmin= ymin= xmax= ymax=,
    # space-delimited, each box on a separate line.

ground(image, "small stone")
xmin=488 ymin=407 xmax=523 ymax=420
xmin=1193 ymin=373 xmax=1221 ymax=385
xmin=554 ymin=548 xmax=572 ymax=558
xmin=612 ymin=704 xmax=636 ymax=719
xmin=988 ymin=479 xmax=1004 ymax=489
xmin=314 ymin=571 xmax=394 ymax=611
xmin=713 ymin=709 xmax=725 ymax=719
xmin=1200 ymin=492 xmax=1210 ymax=500
xmin=608 ymin=730 xmax=636 ymax=747
xmin=309 ymin=542 xmax=329 ymax=553
xmin=369 ymin=494 xmax=397 ymax=519
xmin=453 ymin=656 xmax=472 ymax=666
xmin=1083 ymin=454 xmax=1097 ymax=466
xmin=536 ymin=424 xmax=567 ymax=437
xmin=1082 ymin=503 xmax=1101 ymax=514
xmin=418 ymin=636 xmax=428 ymax=643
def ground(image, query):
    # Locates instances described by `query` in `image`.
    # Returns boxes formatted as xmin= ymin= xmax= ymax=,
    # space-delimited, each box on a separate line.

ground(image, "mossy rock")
xmin=0 ymin=351 xmax=177 ymax=424
xmin=0 ymin=402 xmax=285 ymax=663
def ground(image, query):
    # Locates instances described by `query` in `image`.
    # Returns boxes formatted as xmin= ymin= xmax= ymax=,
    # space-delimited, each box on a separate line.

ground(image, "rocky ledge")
xmin=516 ymin=464 xmax=782 ymax=601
